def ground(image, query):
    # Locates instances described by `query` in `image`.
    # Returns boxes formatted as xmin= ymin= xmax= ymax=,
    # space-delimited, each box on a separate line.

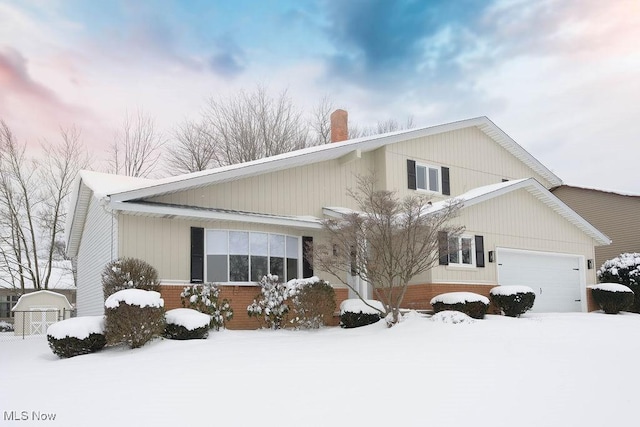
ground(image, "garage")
xmin=497 ymin=248 xmax=584 ymax=312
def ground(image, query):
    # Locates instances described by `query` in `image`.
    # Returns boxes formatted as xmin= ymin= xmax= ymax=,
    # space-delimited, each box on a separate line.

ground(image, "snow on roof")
xmin=12 ymin=290 xmax=73 ymax=311
xmin=77 ymin=170 xmax=160 ymax=199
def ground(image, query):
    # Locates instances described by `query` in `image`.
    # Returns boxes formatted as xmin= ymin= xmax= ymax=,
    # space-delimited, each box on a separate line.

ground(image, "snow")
xmin=431 ymin=310 xmax=475 ymax=324
xmin=46 ymin=316 xmax=105 ymax=340
xmin=165 ymin=308 xmax=211 ymax=330
xmin=490 ymin=285 xmax=535 ymax=296
xmin=78 ymin=170 xmax=160 ymax=199
xmin=430 ymin=291 xmax=490 ymax=305
xmin=5 ymin=312 xmax=640 ymax=426
xmin=588 ymin=283 xmax=633 ymax=293
xmin=340 ymin=299 xmax=384 ymax=314
xmin=104 ymin=289 xmax=164 ymax=309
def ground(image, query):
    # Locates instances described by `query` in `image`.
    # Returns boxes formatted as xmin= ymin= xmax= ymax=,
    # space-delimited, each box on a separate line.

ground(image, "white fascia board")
xmin=109 ymin=201 xmax=324 ymax=230
xmin=65 ymin=179 xmax=94 ymax=258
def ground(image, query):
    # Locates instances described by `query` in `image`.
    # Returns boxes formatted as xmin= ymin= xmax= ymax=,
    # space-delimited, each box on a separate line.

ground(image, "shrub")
xmin=102 ymin=257 xmax=160 ymax=299
xmin=490 ymin=286 xmax=536 ymax=317
xmin=180 ymin=283 xmax=233 ymax=330
xmin=339 ymin=299 xmax=383 ymax=328
xmin=105 ymin=289 xmax=165 ymax=348
xmin=598 ymin=253 xmax=640 ymax=312
xmin=589 ymin=283 xmax=634 ymax=314
xmin=164 ymin=308 xmax=211 ymax=340
xmin=247 ymin=275 xmax=293 ymax=329
xmin=430 ymin=292 xmax=489 ymax=319
xmin=289 ymin=277 xmax=336 ymax=329
xmin=0 ymin=320 xmax=13 ymax=332
xmin=47 ymin=316 xmax=106 ymax=358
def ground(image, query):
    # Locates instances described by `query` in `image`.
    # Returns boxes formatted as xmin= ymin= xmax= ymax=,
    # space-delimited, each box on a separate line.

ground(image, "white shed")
xmin=12 ymin=290 xmax=73 ymax=336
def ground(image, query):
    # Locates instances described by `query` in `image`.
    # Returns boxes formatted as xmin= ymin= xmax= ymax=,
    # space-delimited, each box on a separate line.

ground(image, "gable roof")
xmin=106 ymin=116 xmax=562 ymax=203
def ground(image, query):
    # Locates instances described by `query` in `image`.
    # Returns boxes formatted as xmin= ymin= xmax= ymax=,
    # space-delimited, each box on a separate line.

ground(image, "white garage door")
xmin=497 ymin=248 xmax=584 ymax=312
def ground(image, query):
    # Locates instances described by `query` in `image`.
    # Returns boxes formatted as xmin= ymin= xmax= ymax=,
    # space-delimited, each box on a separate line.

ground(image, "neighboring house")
xmin=0 ymin=261 xmax=76 ymax=324
xmin=66 ymin=113 xmax=610 ymax=328
xmin=552 ymin=185 xmax=640 ymax=269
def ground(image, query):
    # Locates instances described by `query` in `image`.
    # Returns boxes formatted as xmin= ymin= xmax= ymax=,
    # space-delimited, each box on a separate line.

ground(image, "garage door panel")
xmin=497 ymin=249 xmax=582 ymax=312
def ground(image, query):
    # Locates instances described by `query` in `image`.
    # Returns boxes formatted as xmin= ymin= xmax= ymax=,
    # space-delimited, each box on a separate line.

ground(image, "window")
xmin=416 ymin=164 xmax=441 ymax=192
xmin=449 ymin=236 xmax=474 ymax=266
xmin=205 ymin=230 xmax=300 ymax=283
xmin=0 ymin=295 xmax=19 ymax=318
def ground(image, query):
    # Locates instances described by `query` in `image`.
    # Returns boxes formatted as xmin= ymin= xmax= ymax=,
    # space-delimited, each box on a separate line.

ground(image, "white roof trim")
xmin=108 ymin=116 xmax=562 ymax=202
xmin=110 ymin=201 xmax=323 ymax=230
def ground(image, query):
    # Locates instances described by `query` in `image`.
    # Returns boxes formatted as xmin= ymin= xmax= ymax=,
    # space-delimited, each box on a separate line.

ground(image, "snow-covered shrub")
xmin=289 ymin=277 xmax=336 ymax=329
xmin=102 ymin=257 xmax=160 ymax=299
xmin=0 ymin=320 xmax=13 ymax=332
xmin=598 ymin=253 xmax=640 ymax=312
xmin=431 ymin=310 xmax=475 ymax=324
xmin=180 ymin=283 xmax=233 ymax=330
xmin=164 ymin=308 xmax=211 ymax=340
xmin=47 ymin=316 xmax=106 ymax=358
xmin=490 ymin=286 xmax=536 ymax=317
xmin=588 ymin=283 xmax=634 ymax=314
xmin=339 ymin=299 xmax=383 ymax=328
xmin=430 ymin=292 xmax=489 ymax=319
xmin=247 ymin=275 xmax=293 ymax=329
xmin=105 ymin=289 xmax=165 ymax=348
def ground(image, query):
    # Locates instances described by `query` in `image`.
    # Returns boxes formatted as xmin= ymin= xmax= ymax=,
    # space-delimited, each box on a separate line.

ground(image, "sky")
xmin=0 ymin=0 xmax=638 ymax=193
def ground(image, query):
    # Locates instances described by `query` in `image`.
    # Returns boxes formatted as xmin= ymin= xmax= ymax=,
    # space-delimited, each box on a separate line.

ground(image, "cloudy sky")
xmin=1 ymin=0 xmax=638 ymax=193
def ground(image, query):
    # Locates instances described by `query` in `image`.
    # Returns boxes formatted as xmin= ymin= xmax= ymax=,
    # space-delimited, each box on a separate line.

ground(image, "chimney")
xmin=330 ymin=109 xmax=348 ymax=143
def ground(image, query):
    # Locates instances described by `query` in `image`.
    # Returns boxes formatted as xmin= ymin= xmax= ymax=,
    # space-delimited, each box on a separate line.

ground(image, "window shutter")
xmin=190 ymin=227 xmax=204 ymax=283
xmin=302 ymin=236 xmax=313 ymax=278
xmin=441 ymin=167 xmax=450 ymax=195
xmin=475 ymin=235 xmax=485 ymax=268
xmin=438 ymin=231 xmax=449 ymax=265
xmin=407 ymin=159 xmax=416 ymax=190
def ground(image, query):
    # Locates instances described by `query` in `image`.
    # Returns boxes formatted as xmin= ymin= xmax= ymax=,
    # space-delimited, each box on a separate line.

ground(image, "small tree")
xmin=180 ymin=283 xmax=233 ymax=330
xmin=102 ymin=257 xmax=160 ymax=299
xmin=597 ymin=253 xmax=640 ymax=312
xmin=312 ymin=175 xmax=462 ymax=326
xmin=247 ymin=275 xmax=293 ymax=329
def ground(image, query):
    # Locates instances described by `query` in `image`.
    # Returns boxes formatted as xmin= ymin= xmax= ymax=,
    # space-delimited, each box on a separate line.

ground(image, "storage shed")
xmin=12 ymin=290 xmax=73 ymax=336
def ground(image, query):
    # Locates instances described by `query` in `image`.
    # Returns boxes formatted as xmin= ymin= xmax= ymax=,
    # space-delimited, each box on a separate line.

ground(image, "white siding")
xmin=76 ymin=197 xmax=117 ymax=316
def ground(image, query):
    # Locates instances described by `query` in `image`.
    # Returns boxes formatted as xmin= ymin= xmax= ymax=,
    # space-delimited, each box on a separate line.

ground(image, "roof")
xmin=12 ymin=290 xmax=73 ymax=311
xmin=552 ymin=184 xmax=640 ymax=198
xmin=65 ymin=116 xmax=564 ymax=254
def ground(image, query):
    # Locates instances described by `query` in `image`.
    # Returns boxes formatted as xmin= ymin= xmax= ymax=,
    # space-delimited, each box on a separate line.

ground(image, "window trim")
xmin=447 ymin=235 xmax=476 ymax=267
xmin=204 ymin=229 xmax=302 ymax=285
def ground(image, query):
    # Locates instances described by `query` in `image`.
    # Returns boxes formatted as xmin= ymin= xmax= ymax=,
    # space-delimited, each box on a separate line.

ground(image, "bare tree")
xmin=110 ymin=109 xmax=164 ymax=177
xmin=310 ymin=95 xmax=334 ymax=145
xmin=203 ymin=86 xmax=310 ymax=166
xmin=311 ymin=175 xmax=463 ymax=326
xmin=165 ymin=120 xmax=216 ymax=175
xmin=349 ymin=116 xmax=415 ymax=139
xmin=0 ymin=120 xmax=89 ymax=291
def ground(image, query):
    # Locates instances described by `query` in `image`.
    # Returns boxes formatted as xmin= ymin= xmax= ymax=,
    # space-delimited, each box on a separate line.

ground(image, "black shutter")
xmin=438 ymin=231 xmax=449 ymax=266
xmin=190 ymin=227 xmax=204 ymax=283
xmin=407 ymin=159 xmax=416 ymax=190
xmin=441 ymin=167 xmax=450 ymax=195
xmin=475 ymin=235 xmax=485 ymax=268
xmin=302 ymin=236 xmax=313 ymax=278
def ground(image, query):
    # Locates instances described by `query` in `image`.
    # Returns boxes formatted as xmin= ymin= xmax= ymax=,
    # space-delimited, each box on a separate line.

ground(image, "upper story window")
xmin=407 ymin=159 xmax=450 ymax=195
xmin=205 ymin=230 xmax=300 ymax=283
xmin=416 ymin=164 xmax=440 ymax=192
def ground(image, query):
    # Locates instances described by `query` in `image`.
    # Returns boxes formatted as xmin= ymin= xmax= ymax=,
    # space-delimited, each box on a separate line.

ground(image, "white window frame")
xmin=204 ymin=230 xmax=301 ymax=285
xmin=415 ymin=163 xmax=441 ymax=193
xmin=448 ymin=235 xmax=475 ymax=267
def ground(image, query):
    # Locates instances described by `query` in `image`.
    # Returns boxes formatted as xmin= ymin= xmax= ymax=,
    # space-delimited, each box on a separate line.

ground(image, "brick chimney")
xmin=330 ymin=109 xmax=348 ymax=143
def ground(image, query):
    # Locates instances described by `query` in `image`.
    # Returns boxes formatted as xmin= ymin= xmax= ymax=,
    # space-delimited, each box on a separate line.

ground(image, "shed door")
xmin=497 ymin=249 xmax=583 ymax=312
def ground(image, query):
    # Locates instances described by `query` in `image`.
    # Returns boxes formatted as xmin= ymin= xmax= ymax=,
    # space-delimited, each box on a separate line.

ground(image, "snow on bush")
xmin=339 ymin=299 xmax=384 ymax=328
xmin=105 ymin=289 xmax=165 ymax=348
xmin=588 ymin=283 xmax=634 ymax=314
xmin=247 ymin=275 xmax=294 ymax=329
xmin=164 ymin=308 xmax=211 ymax=340
xmin=102 ymin=257 xmax=160 ymax=299
xmin=430 ymin=292 xmax=489 ymax=319
xmin=0 ymin=320 xmax=13 ymax=332
xmin=288 ymin=277 xmax=336 ymax=329
xmin=490 ymin=286 xmax=536 ymax=317
xmin=180 ymin=283 xmax=233 ymax=330
xmin=598 ymin=253 xmax=640 ymax=313
xmin=47 ymin=316 xmax=107 ymax=358
xmin=431 ymin=310 xmax=475 ymax=324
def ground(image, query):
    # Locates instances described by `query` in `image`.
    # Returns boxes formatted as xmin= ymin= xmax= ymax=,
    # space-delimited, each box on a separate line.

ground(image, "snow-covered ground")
xmin=3 ymin=311 xmax=638 ymax=426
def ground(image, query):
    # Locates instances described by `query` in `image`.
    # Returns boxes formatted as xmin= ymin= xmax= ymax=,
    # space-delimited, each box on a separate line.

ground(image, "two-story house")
xmin=65 ymin=111 xmax=609 ymax=328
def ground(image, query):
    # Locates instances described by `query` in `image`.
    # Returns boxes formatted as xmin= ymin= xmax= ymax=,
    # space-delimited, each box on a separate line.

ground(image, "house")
xmin=552 ymin=185 xmax=640 ymax=269
xmin=11 ymin=290 xmax=73 ymax=336
xmin=65 ymin=112 xmax=610 ymax=328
